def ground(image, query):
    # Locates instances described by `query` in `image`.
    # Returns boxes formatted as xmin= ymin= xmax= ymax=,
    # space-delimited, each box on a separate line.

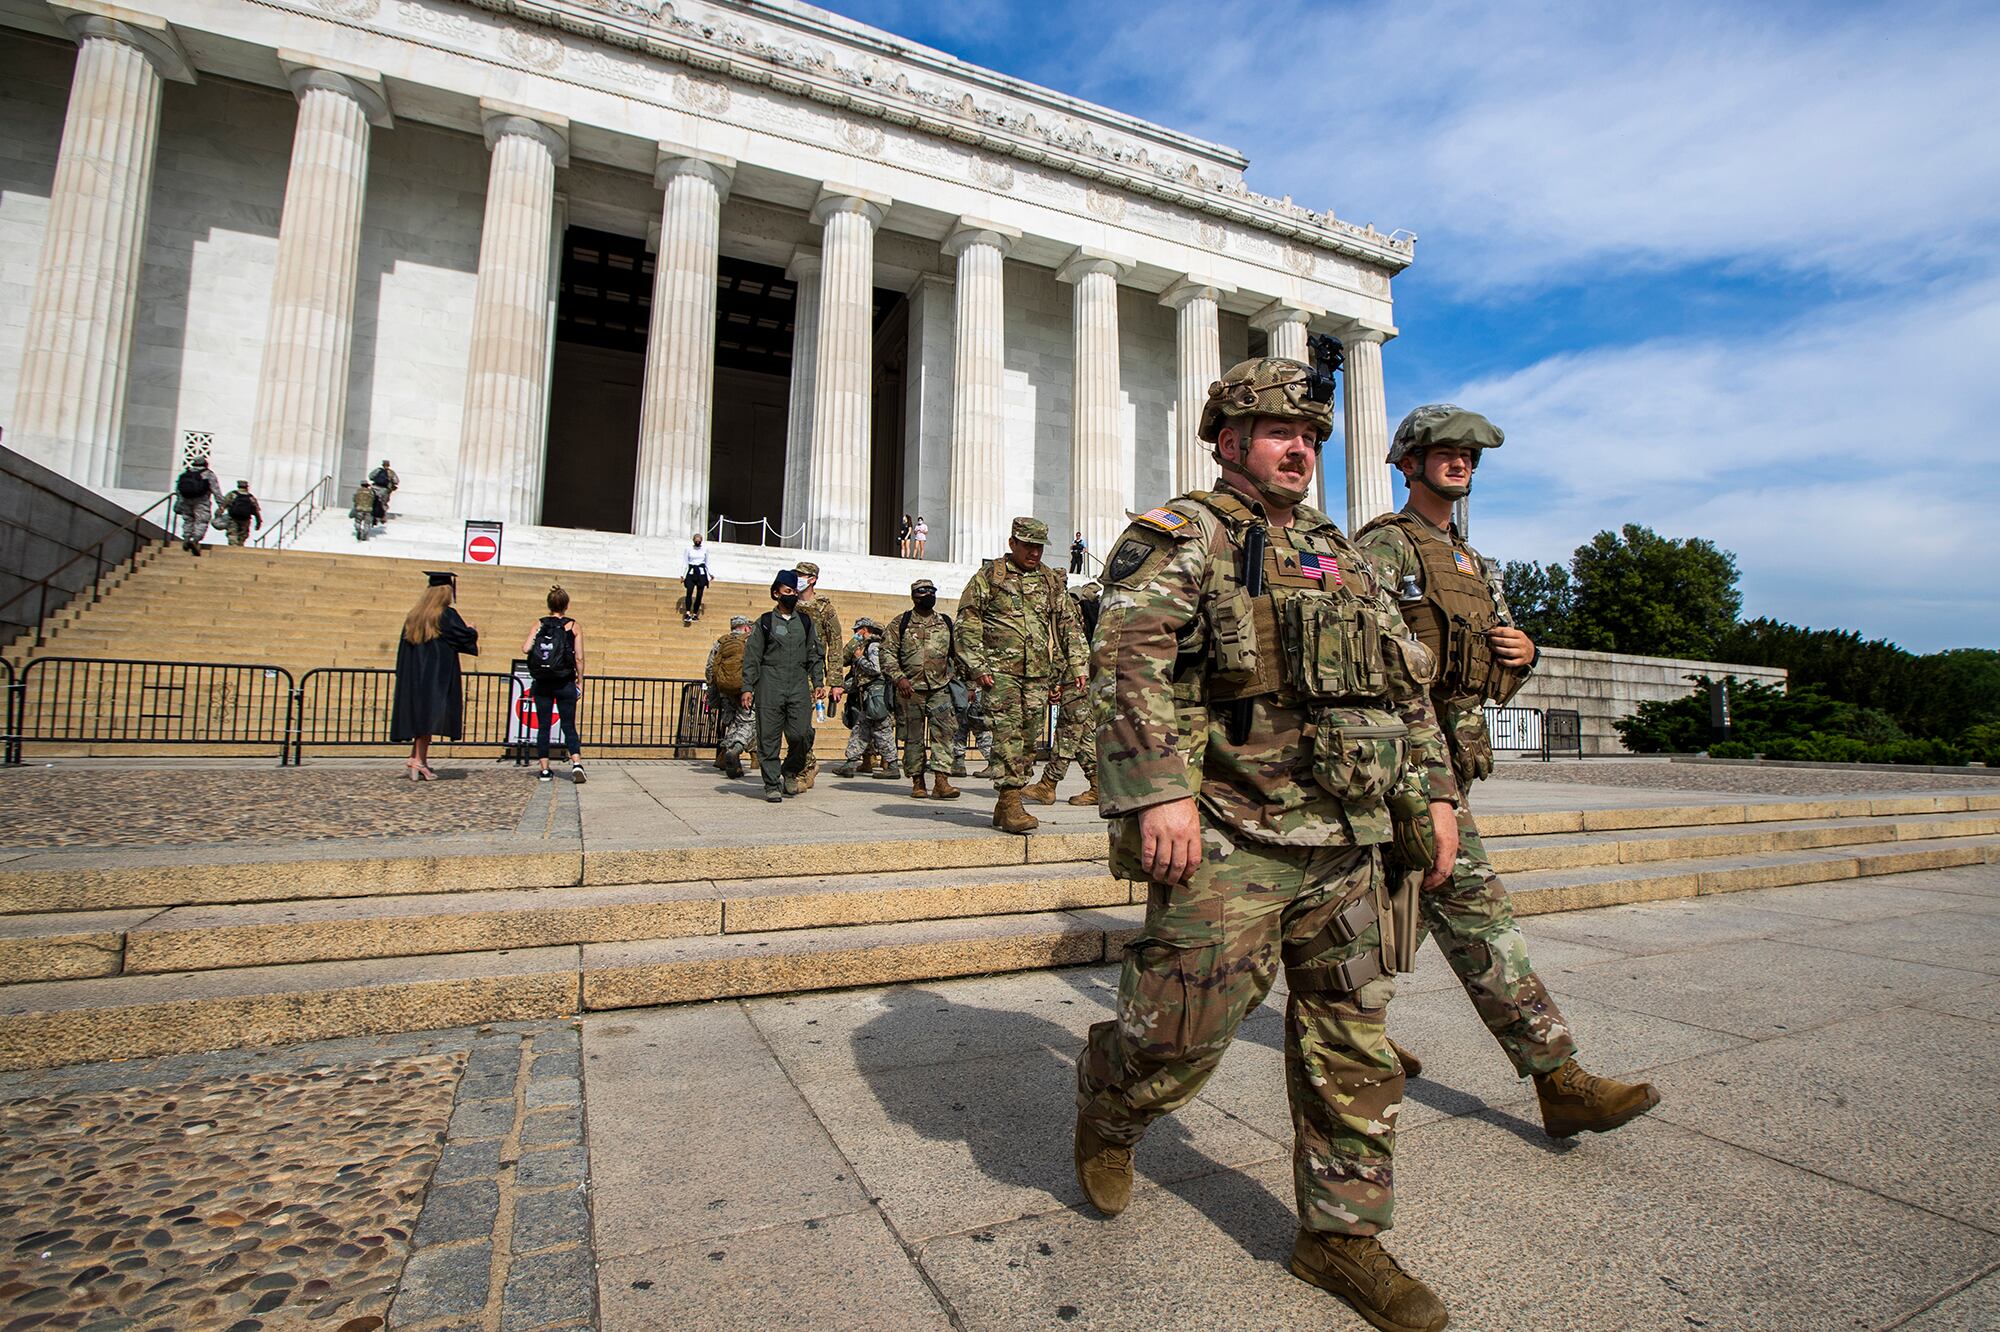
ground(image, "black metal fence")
xmin=1544 ymin=707 xmax=1583 ymax=760
xmin=1484 ymin=704 xmax=1584 ymax=761
xmin=0 ymin=656 xmax=717 ymax=765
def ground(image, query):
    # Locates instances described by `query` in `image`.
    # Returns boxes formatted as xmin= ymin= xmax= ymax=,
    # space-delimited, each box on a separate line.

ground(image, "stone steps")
xmin=5 ymin=832 xmax=1996 ymax=1070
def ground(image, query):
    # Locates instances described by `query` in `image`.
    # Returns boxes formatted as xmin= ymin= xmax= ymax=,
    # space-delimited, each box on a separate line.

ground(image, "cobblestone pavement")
xmin=0 ymin=768 xmax=537 ymax=848
xmin=1495 ymin=759 xmax=2000 ymax=796
xmin=0 ymin=1020 xmax=594 ymax=1332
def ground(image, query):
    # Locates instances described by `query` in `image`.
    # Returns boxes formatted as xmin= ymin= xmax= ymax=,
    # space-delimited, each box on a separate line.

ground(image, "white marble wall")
xmin=0 ymin=36 xmax=73 ymax=456
xmin=1117 ymin=285 xmax=1178 ymax=522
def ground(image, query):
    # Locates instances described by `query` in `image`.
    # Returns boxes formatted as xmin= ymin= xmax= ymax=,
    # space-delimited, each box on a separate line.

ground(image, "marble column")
xmin=1161 ymin=278 xmax=1224 ymax=496
xmin=453 ymin=103 xmax=567 ymax=523
xmin=11 ymin=4 xmax=192 ymax=488
xmin=944 ymin=219 xmax=1015 ymax=563
xmin=1058 ymin=250 xmax=1128 ymax=568
xmin=632 ymin=151 xmax=733 ymax=540
xmin=779 ymin=247 xmax=820 ymax=546
xmin=805 ymin=188 xmax=887 ymax=554
xmin=248 ymin=56 xmax=389 ymax=506
xmin=1342 ymin=329 xmax=1395 ymax=530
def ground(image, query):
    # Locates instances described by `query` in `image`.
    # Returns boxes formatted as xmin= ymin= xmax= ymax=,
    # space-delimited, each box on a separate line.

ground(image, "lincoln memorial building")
xmin=0 ymin=0 xmax=1414 ymax=569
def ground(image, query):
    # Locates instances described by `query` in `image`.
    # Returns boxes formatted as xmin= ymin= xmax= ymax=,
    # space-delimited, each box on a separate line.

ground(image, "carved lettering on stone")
xmin=1085 ymin=187 xmax=1127 ymax=222
xmin=674 ymin=73 xmax=731 ymax=113
xmin=502 ymin=24 xmax=566 ymax=71
xmin=400 ymin=2 xmax=483 ymax=44
xmin=1282 ymin=244 xmax=1318 ymax=277
xmin=970 ymin=157 xmax=1015 ymax=191
xmin=574 ymin=48 xmax=653 ymax=88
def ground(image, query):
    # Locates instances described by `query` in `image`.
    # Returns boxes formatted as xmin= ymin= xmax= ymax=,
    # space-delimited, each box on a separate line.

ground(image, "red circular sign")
xmin=467 ymin=534 xmax=498 ymax=563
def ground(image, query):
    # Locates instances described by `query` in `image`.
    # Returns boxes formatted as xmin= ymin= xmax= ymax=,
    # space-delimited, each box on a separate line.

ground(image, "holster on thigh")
xmin=1282 ymin=890 xmax=1384 ymax=998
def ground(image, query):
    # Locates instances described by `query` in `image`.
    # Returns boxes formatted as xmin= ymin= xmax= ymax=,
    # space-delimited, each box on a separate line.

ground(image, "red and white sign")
xmin=463 ymin=520 xmax=504 ymax=565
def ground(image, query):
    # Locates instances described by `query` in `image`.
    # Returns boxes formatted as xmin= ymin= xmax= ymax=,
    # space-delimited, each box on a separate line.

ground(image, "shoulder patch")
xmin=1134 ymin=506 xmax=1193 ymax=535
xmin=1105 ymin=535 xmax=1164 ymax=586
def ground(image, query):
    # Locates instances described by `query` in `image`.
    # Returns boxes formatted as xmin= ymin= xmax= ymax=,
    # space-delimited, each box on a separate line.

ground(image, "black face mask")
xmin=776 ymin=593 xmax=799 ymax=610
xmin=913 ymin=595 xmax=936 ymax=613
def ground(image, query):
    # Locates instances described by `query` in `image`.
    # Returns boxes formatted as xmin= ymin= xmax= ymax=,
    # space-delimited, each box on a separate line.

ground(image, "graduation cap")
xmin=425 ymin=570 xmax=458 ymax=586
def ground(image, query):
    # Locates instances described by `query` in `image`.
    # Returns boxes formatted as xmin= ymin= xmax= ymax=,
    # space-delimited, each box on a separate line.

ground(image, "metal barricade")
xmin=1543 ymin=708 xmax=1583 ymax=760
xmin=2 ymin=657 xmax=18 ymax=766
xmin=9 ymin=657 xmax=297 ymax=765
xmin=1483 ymin=704 xmax=1545 ymax=759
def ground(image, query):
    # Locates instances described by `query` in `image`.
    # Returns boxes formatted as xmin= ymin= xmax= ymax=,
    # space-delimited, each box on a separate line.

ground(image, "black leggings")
xmin=533 ymin=682 xmax=581 ymax=759
xmin=684 ymin=571 xmax=708 ymax=615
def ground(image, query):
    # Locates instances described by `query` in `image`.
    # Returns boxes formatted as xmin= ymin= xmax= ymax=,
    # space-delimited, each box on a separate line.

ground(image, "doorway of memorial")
xmin=707 ymin=255 xmax=798 ymax=543
xmin=543 ymin=225 xmax=648 ymax=532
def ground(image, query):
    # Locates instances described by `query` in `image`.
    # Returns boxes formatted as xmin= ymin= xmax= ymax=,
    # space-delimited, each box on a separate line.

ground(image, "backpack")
xmin=526 ymin=616 xmax=575 ymax=684
xmin=226 ymin=492 xmax=257 ymax=521
xmin=176 ymin=469 xmax=208 ymax=500
xmin=710 ymin=633 xmax=745 ymax=694
xmin=370 ymin=467 xmax=392 ymax=487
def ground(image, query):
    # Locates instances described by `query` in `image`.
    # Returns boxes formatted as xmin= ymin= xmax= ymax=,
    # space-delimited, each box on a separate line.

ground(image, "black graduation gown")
xmin=391 ymin=607 xmax=479 ymax=740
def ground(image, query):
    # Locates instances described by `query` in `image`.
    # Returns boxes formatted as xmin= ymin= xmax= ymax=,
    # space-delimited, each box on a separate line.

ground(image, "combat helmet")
xmin=1388 ymin=404 xmax=1504 ymax=466
xmin=1198 ymin=358 xmax=1335 ymax=448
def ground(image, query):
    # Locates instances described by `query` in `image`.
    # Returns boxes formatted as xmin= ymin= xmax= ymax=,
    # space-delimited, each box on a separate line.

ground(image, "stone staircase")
xmin=2 ymin=793 xmax=1995 ymax=1070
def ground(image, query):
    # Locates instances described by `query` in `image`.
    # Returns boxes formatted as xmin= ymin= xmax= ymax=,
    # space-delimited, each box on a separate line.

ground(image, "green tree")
xmin=1567 ymin=525 xmax=1741 ymax=659
xmin=1500 ymin=559 xmax=1575 ymax=646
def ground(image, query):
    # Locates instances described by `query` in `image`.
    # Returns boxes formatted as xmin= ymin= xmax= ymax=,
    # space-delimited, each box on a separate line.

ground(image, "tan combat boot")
xmin=1072 ymin=1117 xmax=1133 ymax=1217
xmin=1534 ymin=1058 xmax=1660 ymax=1138
xmin=1290 ymin=1230 xmax=1448 ymax=1332
xmin=930 ymin=772 xmax=961 ymax=800
xmin=910 ymin=774 xmax=929 ymax=799
xmin=993 ymin=789 xmax=1039 ymax=834
xmin=1021 ymin=761 xmax=1060 ymax=805
xmin=1067 ymin=784 xmax=1099 ymax=807
xmin=1388 ymin=1038 xmax=1424 ymax=1080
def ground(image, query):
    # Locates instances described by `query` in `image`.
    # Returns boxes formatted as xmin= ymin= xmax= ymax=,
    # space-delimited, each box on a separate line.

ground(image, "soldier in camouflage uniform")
xmin=1024 ymin=579 xmax=1101 ymax=807
xmin=218 ymin=480 xmax=263 ymax=546
xmin=793 ymin=562 xmax=843 ymax=792
xmin=1074 ymin=357 xmax=1462 ymax=1332
xmin=1356 ymin=404 xmax=1660 ymax=1140
xmin=704 ymin=616 xmax=756 ymax=778
xmin=834 ymin=619 xmax=900 ymax=775
xmin=955 ymin=517 xmax=1089 ymax=834
xmin=953 ymin=684 xmax=991 ymax=777
xmin=883 ymin=578 xmax=961 ymax=800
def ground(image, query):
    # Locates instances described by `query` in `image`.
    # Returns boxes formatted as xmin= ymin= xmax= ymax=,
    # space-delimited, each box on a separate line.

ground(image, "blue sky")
xmin=816 ymin=0 xmax=2000 ymax=653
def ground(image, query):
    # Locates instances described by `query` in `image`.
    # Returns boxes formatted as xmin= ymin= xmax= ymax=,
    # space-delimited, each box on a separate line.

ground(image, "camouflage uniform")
xmin=839 ymin=623 xmax=899 ymax=768
xmin=218 ymin=483 xmax=262 ymax=546
xmin=883 ymin=582 xmax=959 ymax=777
xmin=954 ymin=526 xmax=1088 ymax=792
xmin=954 ymin=687 xmax=991 ymax=772
xmin=1357 ymin=501 xmax=1576 ymax=1078
xmin=1044 ymin=582 xmax=1101 ymax=789
xmin=173 ymin=465 xmax=221 ymax=551
xmin=1074 ymin=464 xmax=1457 ymax=1238
xmin=795 ymin=562 xmax=842 ymax=790
xmin=704 ymin=619 xmax=756 ymax=771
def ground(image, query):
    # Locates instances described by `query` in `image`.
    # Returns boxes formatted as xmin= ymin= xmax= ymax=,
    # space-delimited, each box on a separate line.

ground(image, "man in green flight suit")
xmin=954 ymin=517 xmax=1088 ymax=834
xmin=1075 ymin=356 xmax=1461 ymax=1332
xmin=740 ymin=569 xmax=824 ymax=803
xmin=1356 ymin=403 xmax=1660 ymax=1138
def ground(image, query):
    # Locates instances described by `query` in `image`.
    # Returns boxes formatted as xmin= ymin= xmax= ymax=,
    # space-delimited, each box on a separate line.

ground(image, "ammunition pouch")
xmin=1283 ymin=594 xmax=1388 ymax=701
xmin=1308 ymin=706 xmax=1408 ymax=804
xmin=1282 ymin=892 xmax=1384 ymax=995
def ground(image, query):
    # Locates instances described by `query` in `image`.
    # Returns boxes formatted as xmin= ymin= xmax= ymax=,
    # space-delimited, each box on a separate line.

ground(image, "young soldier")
xmin=954 ymin=517 xmax=1088 ymax=833
xmin=833 ymin=619 xmax=899 ymax=776
xmin=740 ymin=571 xmax=824 ymax=802
xmin=218 ymin=480 xmax=262 ymax=546
xmin=1356 ymin=404 xmax=1660 ymax=1138
xmin=704 ymin=615 xmax=755 ymax=778
xmin=883 ymin=578 xmax=961 ymax=800
xmin=1076 ymin=358 xmax=1459 ymax=1332
xmin=1022 ymin=579 xmax=1101 ymax=806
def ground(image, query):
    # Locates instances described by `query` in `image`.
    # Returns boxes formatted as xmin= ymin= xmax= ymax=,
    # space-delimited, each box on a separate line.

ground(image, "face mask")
xmin=913 ymin=595 xmax=936 ymax=613
xmin=776 ymin=593 xmax=799 ymax=610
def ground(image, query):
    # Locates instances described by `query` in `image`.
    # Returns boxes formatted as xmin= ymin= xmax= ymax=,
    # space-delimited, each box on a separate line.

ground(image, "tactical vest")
xmin=1358 ymin=511 xmax=1525 ymax=707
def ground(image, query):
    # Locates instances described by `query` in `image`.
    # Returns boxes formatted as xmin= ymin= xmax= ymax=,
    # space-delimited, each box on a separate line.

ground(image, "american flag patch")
xmin=1453 ymin=550 xmax=1477 ymax=575
xmin=1299 ymin=552 xmax=1341 ymax=585
xmin=1136 ymin=507 xmax=1189 ymax=533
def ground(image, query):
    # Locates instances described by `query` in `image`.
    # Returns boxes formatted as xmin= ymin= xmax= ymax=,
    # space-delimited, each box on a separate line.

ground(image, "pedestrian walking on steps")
xmin=172 ymin=455 xmax=221 ymax=555
xmin=351 ymin=478 xmax=384 ymax=541
xmin=392 ymin=571 xmax=479 ymax=780
xmin=682 ymin=532 xmax=711 ymax=625
xmin=218 ymin=480 xmax=262 ymax=546
xmin=741 ymin=569 xmax=824 ymax=802
xmin=522 ymin=584 xmax=586 ymax=784
xmin=369 ymin=459 xmax=400 ymax=516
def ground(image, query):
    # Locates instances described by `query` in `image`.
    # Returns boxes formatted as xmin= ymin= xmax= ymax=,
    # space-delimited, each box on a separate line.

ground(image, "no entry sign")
xmin=463 ymin=519 xmax=503 ymax=565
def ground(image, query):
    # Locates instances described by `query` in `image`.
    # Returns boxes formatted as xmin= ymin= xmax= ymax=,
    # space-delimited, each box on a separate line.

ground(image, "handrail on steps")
xmin=0 ymin=491 xmax=173 ymax=648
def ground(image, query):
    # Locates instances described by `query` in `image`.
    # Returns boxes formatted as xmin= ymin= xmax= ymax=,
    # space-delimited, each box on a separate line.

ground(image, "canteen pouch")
xmin=1383 ymin=776 xmax=1437 ymax=873
xmin=1309 ymin=706 xmax=1409 ymax=804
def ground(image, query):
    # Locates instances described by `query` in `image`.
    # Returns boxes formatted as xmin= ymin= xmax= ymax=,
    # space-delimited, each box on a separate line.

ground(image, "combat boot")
xmin=1072 ymin=1116 xmax=1133 ymax=1217
xmin=1389 ymin=1038 xmax=1424 ymax=1080
xmin=930 ymin=772 xmax=960 ymax=801
xmin=832 ymin=759 xmax=860 ymax=777
xmin=1021 ymin=762 xmax=1060 ymax=805
xmin=951 ymin=760 xmax=969 ymax=778
xmin=1067 ymin=784 xmax=1099 ymax=807
xmin=1533 ymin=1058 xmax=1660 ymax=1138
xmin=993 ymin=789 xmax=1038 ymax=834
xmin=910 ymin=774 xmax=929 ymax=799
xmin=1290 ymin=1231 xmax=1448 ymax=1332
xmin=721 ymin=751 xmax=745 ymax=780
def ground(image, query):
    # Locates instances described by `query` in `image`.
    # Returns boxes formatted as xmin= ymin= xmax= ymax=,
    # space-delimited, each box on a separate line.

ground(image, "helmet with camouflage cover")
xmin=1198 ymin=357 xmax=1334 ymax=448
xmin=1387 ymin=404 xmax=1504 ymax=466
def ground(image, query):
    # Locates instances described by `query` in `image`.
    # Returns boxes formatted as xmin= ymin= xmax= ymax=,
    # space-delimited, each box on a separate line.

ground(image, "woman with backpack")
xmin=392 ymin=571 xmax=479 ymax=779
xmin=522 ymin=585 xmax=586 ymax=782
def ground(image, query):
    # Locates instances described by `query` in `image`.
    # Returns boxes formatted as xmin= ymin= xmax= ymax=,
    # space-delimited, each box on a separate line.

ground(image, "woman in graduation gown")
xmin=393 ymin=571 xmax=479 ymax=779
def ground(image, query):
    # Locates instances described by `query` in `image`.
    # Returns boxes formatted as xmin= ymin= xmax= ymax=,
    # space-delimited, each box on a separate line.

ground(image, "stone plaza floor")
xmin=3 ymin=859 xmax=1996 ymax=1330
